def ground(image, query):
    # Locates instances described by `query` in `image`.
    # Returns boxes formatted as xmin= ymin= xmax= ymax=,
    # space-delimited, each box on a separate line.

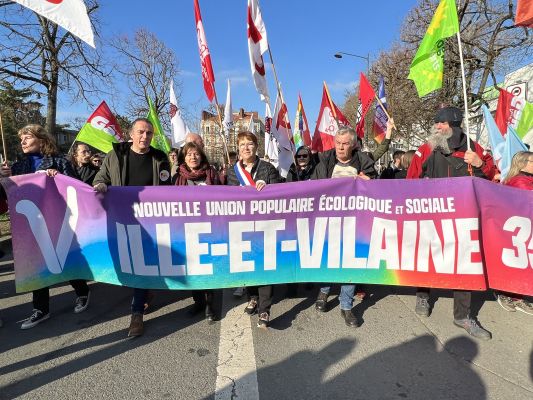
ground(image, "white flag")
xmin=169 ymin=81 xmax=190 ymax=148
xmin=13 ymin=0 xmax=95 ymax=48
xmin=248 ymin=113 xmax=255 ymax=133
xmin=223 ymin=79 xmax=233 ymax=134
xmin=271 ymin=93 xmax=294 ymax=153
xmin=264 ymin=103 xmax=279 ymax=164
xmin=270 ymin=98 xmax=294 ymax=176
xmin=247 ymin=0 xmax=269 ymax=104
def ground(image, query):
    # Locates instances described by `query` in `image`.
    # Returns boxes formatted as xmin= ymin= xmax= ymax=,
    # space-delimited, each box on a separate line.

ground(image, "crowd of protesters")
xmin=0 ymin=106 xmax=531 ymax=338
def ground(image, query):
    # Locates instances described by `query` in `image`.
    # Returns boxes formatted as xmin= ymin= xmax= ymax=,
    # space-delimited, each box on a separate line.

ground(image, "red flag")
xmin=356 ymin=73 xmax=376 ymax=138
xmin=194 ymin=0 xmax=215 ymax=102
xmin=297 ymin=94 xmax=312 ymax=147
xmin=516 ymin=0 xmax=533 ymax=27
xmin=312 ymin=84 xmax=351 ymax=152
xmin=495 ymin=89 xmax=515 ymax=135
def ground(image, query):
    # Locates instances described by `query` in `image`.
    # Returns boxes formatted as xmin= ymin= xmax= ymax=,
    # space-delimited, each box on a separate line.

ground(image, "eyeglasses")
xmin=296 ymin=154 xmax=309 ymax=159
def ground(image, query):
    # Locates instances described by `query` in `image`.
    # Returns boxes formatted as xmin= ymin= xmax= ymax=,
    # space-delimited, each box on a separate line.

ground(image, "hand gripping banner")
xmin=2 ymin=174 xmax=532 ymax=296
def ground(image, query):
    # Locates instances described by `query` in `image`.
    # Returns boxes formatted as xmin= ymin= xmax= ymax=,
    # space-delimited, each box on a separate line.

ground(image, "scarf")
xmin=175 ymin=163 xmax=217 ymax=186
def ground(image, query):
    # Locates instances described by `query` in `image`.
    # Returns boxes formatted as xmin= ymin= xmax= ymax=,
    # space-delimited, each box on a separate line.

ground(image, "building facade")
xmin=201 ymin=108 xmax=265 ymax=166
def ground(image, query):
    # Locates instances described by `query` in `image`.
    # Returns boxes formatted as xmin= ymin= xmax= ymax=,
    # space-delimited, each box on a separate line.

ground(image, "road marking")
xmin=215 ymin=290 xmax=259 ymax=400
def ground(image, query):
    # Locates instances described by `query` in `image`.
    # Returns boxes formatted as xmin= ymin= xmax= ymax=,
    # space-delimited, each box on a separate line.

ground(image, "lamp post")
xmin=334 ymin=52 xmax=370 ymax=74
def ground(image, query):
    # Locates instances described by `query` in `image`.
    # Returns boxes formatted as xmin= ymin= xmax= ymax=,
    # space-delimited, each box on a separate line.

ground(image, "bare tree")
xmin=343 ymin=0 xmax=531 ymax=147
xmin=111 ymin=29 xmax=181 ymax=131
xmin=401 ymin=0 xmax=531 ymax=105
xmin=0 ymin=1 xmax=109 ymax=135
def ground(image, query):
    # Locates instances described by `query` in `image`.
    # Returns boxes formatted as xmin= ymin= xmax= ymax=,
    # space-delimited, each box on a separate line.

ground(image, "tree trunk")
xmin=45 ymin=64 xmax=59 ymax=136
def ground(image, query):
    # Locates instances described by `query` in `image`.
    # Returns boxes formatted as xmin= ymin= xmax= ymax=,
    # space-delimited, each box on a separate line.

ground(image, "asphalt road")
xmin=1 ymin=250 xmax=532 ymax=400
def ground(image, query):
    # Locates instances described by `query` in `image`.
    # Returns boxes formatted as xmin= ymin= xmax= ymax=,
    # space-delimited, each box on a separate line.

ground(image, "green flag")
xmin=408 ymin=0 xmax=459 ymax=97
xmin=516 ymin=101 xmax=533 ymax=139
xmin=146 ymin=96 xmax=171 ymax=154
xmin=75 ymin=100 xmax=125 ymax=153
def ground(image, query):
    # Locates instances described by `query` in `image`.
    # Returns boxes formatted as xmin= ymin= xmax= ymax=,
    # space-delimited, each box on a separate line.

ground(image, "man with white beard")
xmin=407 ymin=106 xmax=496 ymax=340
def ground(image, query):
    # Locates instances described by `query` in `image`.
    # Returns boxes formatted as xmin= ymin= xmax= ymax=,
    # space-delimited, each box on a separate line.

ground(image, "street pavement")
xmin=1 ymin=237 xmax=532 ymax=400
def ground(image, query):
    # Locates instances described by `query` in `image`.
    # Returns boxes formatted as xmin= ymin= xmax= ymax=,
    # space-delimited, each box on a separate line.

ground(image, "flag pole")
xmin=267 ymin=46 xmax=296 ymax=155
xmin=211 ymin=82 xmax=231 ymax=166
xmin=266 ymin=46 xmax=298 ymax=174
xmin=0 ymin=111 xmax=7 ymax=162
xmin=456 ymin=31 xmax=473 ymax=174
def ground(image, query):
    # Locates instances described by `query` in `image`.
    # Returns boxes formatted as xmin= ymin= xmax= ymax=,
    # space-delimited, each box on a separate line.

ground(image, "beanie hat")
xmin=435 ymin=107 xmax=463 ymax=127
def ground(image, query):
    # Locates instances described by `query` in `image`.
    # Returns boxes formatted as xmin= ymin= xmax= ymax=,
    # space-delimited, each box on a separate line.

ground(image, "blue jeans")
xmin=320 ymin=285 xmax=355 ymax=310
xmin=132 ymin=288 xmax=148 ymax=314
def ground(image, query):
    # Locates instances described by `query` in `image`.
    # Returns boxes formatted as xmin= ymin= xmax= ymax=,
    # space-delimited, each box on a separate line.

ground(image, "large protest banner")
xmin=3 ymin=174 xmax=532 ymax=296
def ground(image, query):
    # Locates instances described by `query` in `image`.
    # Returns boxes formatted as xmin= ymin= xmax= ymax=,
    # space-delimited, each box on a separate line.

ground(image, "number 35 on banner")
xmin=502 ymin=216 xmax=533 ymax=269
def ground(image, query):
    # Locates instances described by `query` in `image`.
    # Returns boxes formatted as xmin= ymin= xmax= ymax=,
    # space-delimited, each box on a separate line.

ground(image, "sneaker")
xmin=415 ymin=294 xmax=430 ymax=317
xmin=74 ymin=292 xmax=90 ymax=314
xmin=340 ymin=309 xmax=359 ymax=328
xmin=495 ymin=293 xmax=516 ymax=312
xmin=315 ymin=291 xmax=328 ymax=312
xmin=257 ymin=312 xmax=269 ymax=328
xmin=453 ymin=318 xmax=492 ymax=340
xmin=233 ymin=287 xmax=245 ymax=298
xmin=128 ymin=313 xmax=144 ymax=337
xmin=244 ymin=298 xmax=258 ymax=315
xmin=515 ymin=299 xmax=533 ymax=315
xmin=21 ymin=309 xmax=50 ymax=330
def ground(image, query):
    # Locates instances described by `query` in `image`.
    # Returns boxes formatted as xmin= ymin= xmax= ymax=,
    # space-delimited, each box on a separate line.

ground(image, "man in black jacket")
xmin=94 ymin=118 xmax=171 ymax=337
xmin=312 ymin=126 xmax=376 ymax=328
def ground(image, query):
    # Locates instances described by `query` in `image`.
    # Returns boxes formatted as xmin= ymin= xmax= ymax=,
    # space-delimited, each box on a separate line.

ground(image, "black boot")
xmin=315 ymin=291 xmax=328 ymax=312
xmin=341 ymin=309 xmax=359 ymax=328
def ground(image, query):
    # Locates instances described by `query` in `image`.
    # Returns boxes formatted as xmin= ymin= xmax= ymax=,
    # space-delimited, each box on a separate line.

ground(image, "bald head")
xmin=185 ymin=133 xmax=204 ymax=149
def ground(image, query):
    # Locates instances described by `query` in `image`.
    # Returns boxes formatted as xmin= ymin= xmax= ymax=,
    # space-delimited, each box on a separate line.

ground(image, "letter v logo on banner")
xmin=15 ymin=186 xmax=79 ymax=274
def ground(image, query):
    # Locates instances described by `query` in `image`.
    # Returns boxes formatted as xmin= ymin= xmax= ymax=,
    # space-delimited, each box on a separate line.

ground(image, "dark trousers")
xmin=132 ymin=288 xmax=148 ymax=314
xmin=33 ymin=280 xmax=89 ymax=314
xmin=192 ymin=289 xmax=214 ymax=306
xmin=417 ymin=288 xmax=471 ymax=320
xmin=248 ymin=285 xmax=273 ymax=315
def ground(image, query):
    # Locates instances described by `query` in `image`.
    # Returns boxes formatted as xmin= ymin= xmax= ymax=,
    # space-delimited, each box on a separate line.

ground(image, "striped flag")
xmin=293 ymin=95 xmax=311 ymax=149
xmin=372 ymin=76 xmax=388 ymax=144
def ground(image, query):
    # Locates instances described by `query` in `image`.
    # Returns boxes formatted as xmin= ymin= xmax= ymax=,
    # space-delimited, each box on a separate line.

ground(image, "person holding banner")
xmin=494 ymin=151 xmax=533 ymax=315
xmin=93 ymin=118 xmax=171 ymax=337
xmin=407 ymin=107 xmax=495 ymax=340
xmin=226 ymin=131 xmax=282 ymax=328
xmin=69 ymin=142 xmax=99 ymax=186
xmin=174 ymin=142 xmax=221 ymax=322
xmin=312 ymin=126 xmax=377 ymax=328
xmin=0 ymin=124 xmax=91 ymax=329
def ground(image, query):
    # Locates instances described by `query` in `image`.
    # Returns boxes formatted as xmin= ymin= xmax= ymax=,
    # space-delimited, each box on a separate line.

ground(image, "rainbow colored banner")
xmin=3 ymin=174 xmax=532 ymax=296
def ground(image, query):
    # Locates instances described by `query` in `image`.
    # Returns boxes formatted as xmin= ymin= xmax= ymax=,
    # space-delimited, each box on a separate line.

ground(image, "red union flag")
xmin=356 ymin=73 xmax=376 ymax=138
xmin=515 ymin=0 xmax=533 ymax=27
xmin=13 ymin=0 xmax=95 ymax=47
xmin=194 ymin=0 xmax=215 ymax=102
xmin=247 ymin=0 xmax=270 ymax=103
xmin=75 ymin=101 xmax=124 ymax=153
xmin=312 ymin=84 xmax=351 ymax=152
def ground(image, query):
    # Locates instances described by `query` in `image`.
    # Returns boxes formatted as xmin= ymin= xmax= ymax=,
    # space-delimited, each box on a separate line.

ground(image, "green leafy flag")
xmin=146 ymin=96 xmax=171 ymax=154
xmin=75 ymin=101 xmax=125 ymax=153
xmin=516 ymin=101 xmax=533 ymax=140
xmin=408 ymin=0 xmax=459 ymax=97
